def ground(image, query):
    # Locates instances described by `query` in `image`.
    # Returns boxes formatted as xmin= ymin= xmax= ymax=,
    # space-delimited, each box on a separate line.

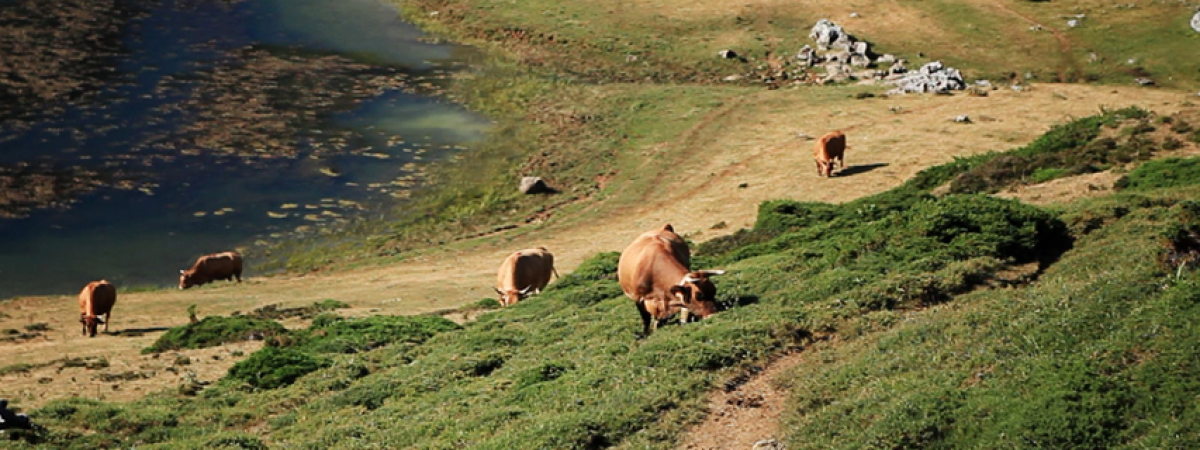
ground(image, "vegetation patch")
xmin=225 ymin=347 xmax=331 ymax=391
xmin=246 ymin=299 xmax=350 ymax=321
xmin=947 ymin=107 xmax=1159 ymax=193
xmin=283 ymin=314 xmax=461 ymax=355
xmin=1115 ymin=157 xmax=1200 ymax=192
xmin=142 ymin=316 xmax=286 ymax=354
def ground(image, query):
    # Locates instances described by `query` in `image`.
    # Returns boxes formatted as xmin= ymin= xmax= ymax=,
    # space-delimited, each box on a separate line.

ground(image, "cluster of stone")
xmin=800 ymin=19 xmax=966 ymax=94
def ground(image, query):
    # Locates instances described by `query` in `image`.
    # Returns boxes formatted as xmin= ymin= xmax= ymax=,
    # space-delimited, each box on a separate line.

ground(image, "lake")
xmin=0 ymin=0 xmax=491 ymax=299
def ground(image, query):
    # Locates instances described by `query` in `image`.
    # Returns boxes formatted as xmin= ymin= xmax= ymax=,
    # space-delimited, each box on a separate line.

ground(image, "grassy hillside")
xmin=9 ymin=108 xmax=1200 ymax=449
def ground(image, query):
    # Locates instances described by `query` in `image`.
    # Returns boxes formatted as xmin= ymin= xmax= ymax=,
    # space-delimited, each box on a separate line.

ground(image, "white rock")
xmin=1192 ymin=11 xmax=1200 ymax=33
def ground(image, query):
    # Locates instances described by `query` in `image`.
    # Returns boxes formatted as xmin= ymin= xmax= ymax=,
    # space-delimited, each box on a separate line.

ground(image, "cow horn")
xmin=697 ymin=270 xmax=727 ymax=276
xmin=680 ymin=274 xmax=700 ymax=285
xmin=493 ymin=287 xmax=504 ymax=295
xmin=179 ymin=269 xmax=185 ymax=274
xmin=519 ymin=286 xmax=534 ymax=295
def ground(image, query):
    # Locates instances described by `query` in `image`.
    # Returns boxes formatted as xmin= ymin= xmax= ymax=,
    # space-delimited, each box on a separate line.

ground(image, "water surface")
xmin=0 ymin=0 xmax=490 ymax=298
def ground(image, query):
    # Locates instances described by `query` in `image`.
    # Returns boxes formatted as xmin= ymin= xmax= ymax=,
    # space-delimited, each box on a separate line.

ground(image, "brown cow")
xmin=618 ymin=224 xmax=726 ymax=336
xmin=494 ymin=246 xmax=559 ymax=306
xmin=179 ymin=251 xmax=243 ymax=289
xmin=814 ymin=130 xmax=846 ymax=177
xmin=78 ymin=280 xmax=117 ymax=337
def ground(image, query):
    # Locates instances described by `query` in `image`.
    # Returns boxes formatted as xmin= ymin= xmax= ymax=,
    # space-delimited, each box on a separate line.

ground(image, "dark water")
xmin=0 ymin=0 xmax=490 ymax=298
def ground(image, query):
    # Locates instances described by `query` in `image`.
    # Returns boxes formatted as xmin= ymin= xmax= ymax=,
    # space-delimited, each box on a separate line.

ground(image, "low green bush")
xmin=1115 ymin=157 xmax=1200 ymax=191
xmin=142 ymin=316 xmax=286 ymax=354
xmin=225 ymin=347 xmax=331 ymax=390
xmin=287 ymin=315 xmax=460 ymax=354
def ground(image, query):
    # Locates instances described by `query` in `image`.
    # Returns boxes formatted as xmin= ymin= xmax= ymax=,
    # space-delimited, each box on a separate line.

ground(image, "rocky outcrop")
xmin=798 ymin=19 xmax=971 ymax=93
xmin=886 ymin=61 xmax=967 ymax=94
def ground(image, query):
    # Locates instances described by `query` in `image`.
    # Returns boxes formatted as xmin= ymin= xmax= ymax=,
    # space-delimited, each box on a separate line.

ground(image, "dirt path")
xmin=0 ymin=84 xmax=1187 ymax=409
xmin=679 ymin=352 xmax=807 ymax=450
xmin=988 ymin=1 xmax=1078 ymax=82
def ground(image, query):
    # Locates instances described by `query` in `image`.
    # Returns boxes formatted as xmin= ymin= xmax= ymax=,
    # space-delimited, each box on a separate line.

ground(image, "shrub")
xmin=249 ymin=299 xmax=350 ymax=320
xmin=550 ymin=252 xmax=620 ymax=290
xmin=1115 ymin=157 xmax=1200 ymax=191
xmin=288 ymin=315 xmax=460 ymax=354
xmin=143 ymin=316 xmax=286 ymax=354
xmin=225 ymin=347 xmax=331 ymax=390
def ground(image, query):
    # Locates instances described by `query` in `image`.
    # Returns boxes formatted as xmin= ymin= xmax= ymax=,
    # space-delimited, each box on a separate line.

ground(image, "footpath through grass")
xmin=11 ymin=108 xmax=1200 ymax=449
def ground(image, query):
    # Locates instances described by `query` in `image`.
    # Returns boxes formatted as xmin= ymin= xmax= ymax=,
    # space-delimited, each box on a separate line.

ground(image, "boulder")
xmin=718 ymin=49 xmax=739 ymax=59
xmin=519 ymin=177 xmax=551 ymax=194
xmin=809 ymin=19 xmax=853 ymax=51
xmin=886 ymin=61 xmax=966 ymax=94
xmin=1192 ymin=11 xmax=1200 ymax=33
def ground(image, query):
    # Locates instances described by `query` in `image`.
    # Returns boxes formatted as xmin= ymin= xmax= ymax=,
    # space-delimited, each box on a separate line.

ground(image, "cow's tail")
xmin=552 ymin=267 xmax=560 ymax=280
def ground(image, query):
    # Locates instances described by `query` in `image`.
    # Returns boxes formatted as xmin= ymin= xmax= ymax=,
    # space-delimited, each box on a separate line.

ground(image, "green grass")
xmin=1116 ymin=157 xmax=1200 ymax=192
xmin=12 ymin=113 xmax=1200 ymax=448
xmin=142 ymin=316 xmax=287 ymax=354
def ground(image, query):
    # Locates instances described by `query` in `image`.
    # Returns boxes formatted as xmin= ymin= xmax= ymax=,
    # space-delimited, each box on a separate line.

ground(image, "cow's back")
xmin=815 ymin=131 xmax=846 ymax=160
xmin=78 ymin=281 xmax=117 ymax=316
xmin=195 ymin=252 xmax=241 ymax=277
xmin=618 ymin=226 xmax=690 ymax=300
xmin=497 ymin=248 xmax=555 ymax=291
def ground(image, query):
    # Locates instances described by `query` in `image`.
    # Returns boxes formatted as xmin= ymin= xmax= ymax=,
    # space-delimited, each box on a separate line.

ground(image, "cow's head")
xmin=494 ymin=286 xmax=534 ymax=307
xmin=179 ymin=270 xmax=198 ymax=290
xmin=668 ymin=270 xmax=726 ymax=321
xmin=80 ymin=314 xmax=104 ymax=337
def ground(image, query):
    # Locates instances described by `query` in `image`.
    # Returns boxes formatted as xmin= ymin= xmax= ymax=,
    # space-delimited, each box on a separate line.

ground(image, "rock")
xmin=852 ymin=41 xmax=870 ymax=56
xmin=1067 ymin=19 xmax=1080 ymax=28
xmin=809 ymin=19 xmax=853 ymax=51
xmin=888 ymin=60 xmax=908 ymax=74
xmin=954 ymin=114 xmax=972 ymax=123
xmin=1192 ymin=11 xmax=1200 ymax=33
xmin=876 ymin=53 xmax=896 ymax=64
xmin=850 ymin=54 xmax=872 ymax=68
xmin=519 ymin=176 xmax=551 ymax=194
xmin=718 ymin=49 xmax=739 ymax=59
xmin=886 ymin=61 xmax=965 ymax=94
xmin=849 ymin=12 xmax=861 ymax=18
xmin=723 ymin=74 xmax=745 ymax=82
xmin=1135 ymin=77 xmax=1155 ymax=86
xmin=753 ymin=438 xmax=786 ymax=450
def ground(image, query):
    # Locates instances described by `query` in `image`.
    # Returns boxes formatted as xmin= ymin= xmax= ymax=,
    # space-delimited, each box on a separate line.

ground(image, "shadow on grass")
xmin=836 ymin=163 xmax=889 ymax=177
xmin=108 ymin=327 xmax=172 ymax=337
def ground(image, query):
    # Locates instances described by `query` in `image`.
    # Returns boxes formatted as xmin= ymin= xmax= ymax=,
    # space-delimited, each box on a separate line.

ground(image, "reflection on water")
xmin=0 ymin=0 xmax=490 ymax=298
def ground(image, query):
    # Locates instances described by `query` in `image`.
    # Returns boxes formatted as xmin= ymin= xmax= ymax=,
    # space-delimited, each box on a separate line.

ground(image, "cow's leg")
xmin=104 ymin=312 xmax=110 ymax=332
xmin=235 ymin=269 xmax=242 ymax=283
xmin=815 ymin=160 xmax=823 ymax=176
xmin=636 ymin=300 xmax=653 ymax=337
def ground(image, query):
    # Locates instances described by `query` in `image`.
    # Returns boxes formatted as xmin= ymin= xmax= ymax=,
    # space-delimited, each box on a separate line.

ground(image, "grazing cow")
xmin=814 ymin=130 xmax=846 ymax=177
xmin=78 ymin=280 xmax=117 ymax=337
xmin=179 ymin=251 xmax=243 ymax=289
xmin=494 ymin=246 xmax=559 ymax=306
xmin=618 ymin=224 xmax=726 ymax=336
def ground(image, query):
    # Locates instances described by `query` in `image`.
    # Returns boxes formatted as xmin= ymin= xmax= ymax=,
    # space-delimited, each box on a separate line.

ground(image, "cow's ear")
xmin=493 ymin=287 xmax=504 ymax=296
